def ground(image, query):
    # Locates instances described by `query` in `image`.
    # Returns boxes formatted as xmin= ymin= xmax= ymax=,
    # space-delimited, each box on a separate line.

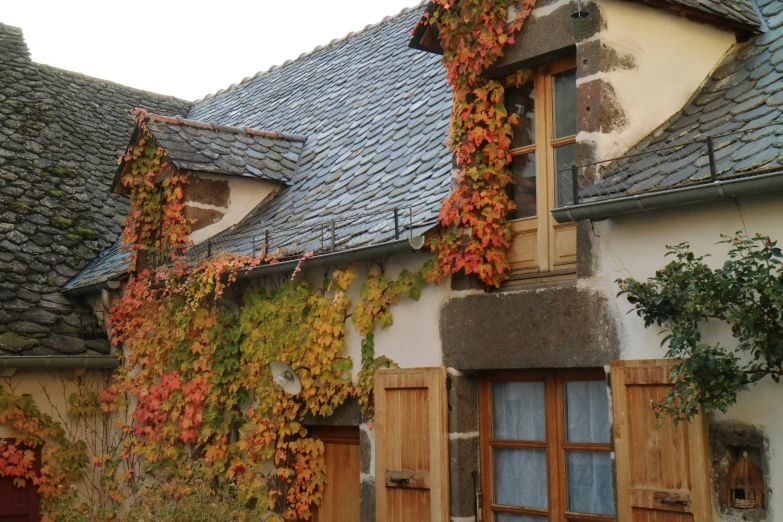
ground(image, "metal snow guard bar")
xmin=148 ymin=206 xmax=430 ymax=268
xmin=551 ymin=123 xmax=783 ymax=223
xmin=65 ymin=207 xmax=436 ymax=297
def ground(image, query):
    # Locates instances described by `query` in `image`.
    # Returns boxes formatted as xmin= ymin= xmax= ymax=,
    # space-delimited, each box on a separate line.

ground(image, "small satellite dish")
xmin=408 ymin=235 xmax=425 ymax=250
xmin=270 ymin=361 xmax=302 ymax=395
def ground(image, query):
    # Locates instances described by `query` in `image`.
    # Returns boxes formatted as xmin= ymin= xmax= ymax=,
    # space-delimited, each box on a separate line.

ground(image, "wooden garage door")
xmin=375 ymin=367 xmax=449 ymax=522
xmin=611 ymin=360 xmax=712 ymax=522
xmin=0 ymin=441 xmax=40 ymax=522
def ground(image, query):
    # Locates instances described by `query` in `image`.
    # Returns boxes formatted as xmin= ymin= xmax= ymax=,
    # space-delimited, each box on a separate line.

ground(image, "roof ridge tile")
xmin=34 ymin=63 xmax=191 ymax=105
xmin=193 ymin=0 xmax=430 ymax=104
xmin=144 ymin=112 xmax=307 ymax=141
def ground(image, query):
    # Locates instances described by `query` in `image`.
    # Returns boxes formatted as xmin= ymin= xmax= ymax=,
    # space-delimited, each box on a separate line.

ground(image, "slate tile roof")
xmin=662 ymin=0 xmax=762 ymax=28
xmin=187 ymin=4 xmax=451 ymax=240
xmin=119 ymin=113 xmax=306 ymax=186
xmin=65 ymin=2 xmax=452 ymax=290
xmin=576 ymin=0 xmax=783 ymax=202
xmin=63 ymin=242 xmax=129 ymax=293
xmin=0 ymin=23 xmax=191 ymax=356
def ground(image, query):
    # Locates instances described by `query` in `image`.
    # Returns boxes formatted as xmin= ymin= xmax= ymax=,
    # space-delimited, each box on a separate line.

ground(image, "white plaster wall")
xmin=188 ymin=173 xmax=278 ymax=244
xmin=300 ymin=252 xmax=447 ymax=380
xmin=309 ymin=252 xmax=449 ymax=380
xmin=588 ymin=0 xmax=736 ymax=160
xmin=585 ymin=192 xmax=783 ymax=520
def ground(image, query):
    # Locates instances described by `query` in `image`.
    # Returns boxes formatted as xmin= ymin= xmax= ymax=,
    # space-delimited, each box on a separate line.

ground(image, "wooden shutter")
xmin=611 ymin=360 xmax=712 ymax=522
xmin=375 ymin=367 xmax=449 ymax=522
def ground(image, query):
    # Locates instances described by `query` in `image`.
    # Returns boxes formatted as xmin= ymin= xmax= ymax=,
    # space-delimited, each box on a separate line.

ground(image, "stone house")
xmin=2 ymin=0 xmax=783 ymax=521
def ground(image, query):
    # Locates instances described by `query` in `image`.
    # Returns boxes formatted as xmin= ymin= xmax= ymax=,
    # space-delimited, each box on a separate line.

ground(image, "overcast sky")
xmin=3 ymin=0 xmax=422 ymax=101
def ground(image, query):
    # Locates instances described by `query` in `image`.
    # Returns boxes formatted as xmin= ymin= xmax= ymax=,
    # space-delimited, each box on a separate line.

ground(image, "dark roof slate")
xmin=662 ymin=0 xmax=762 ymax=28
xmin=63 ymin=241 xmax=129 ymax=292
xmin=0 ymin=23 xmax=191 ymax=356
xmin=122 ymin=114 xmax=305 ymax=185
xmin=577 ymin=0 xmax=783 ymax=202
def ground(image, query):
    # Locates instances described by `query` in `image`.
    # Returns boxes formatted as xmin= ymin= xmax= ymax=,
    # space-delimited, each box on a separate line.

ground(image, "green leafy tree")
xmin=617 ymin=233 xmax=783 ymax=422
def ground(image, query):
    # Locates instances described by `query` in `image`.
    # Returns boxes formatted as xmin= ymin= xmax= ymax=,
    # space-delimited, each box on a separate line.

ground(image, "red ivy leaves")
xmin=425 ymin=0 xmax=536 ymax=287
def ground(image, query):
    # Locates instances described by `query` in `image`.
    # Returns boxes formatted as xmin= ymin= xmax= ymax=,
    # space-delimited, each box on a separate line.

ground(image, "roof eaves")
xmin=630 ymin=0 xmax=762 ymax=35
xmin=63 ymin=228 xmax=437 ymax=297
xmin=408 ymin=1 xmax=442 ymax=55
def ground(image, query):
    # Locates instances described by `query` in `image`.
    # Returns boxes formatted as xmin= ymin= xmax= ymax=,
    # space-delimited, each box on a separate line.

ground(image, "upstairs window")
xmin=504 ymin=58 xmax=577 ymax=284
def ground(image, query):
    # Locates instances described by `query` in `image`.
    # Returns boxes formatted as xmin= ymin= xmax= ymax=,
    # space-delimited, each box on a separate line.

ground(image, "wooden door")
xmin=375 ymin=367 xmax=449 ymax=522
xmin=611 ymin=360 xmax=712 ymax=522
xmin=310 ymin=426 xmax=360 ymax=522
xmin=0 ymin=441 xmax=40 ymax=522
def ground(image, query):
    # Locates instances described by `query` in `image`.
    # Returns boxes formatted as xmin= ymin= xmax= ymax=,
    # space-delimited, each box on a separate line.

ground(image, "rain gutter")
xmin=0 ymin=355 xmax=120 ymax=370
xmin=551 ymin=170 xmax=783 ymax=223
xmin=235 ymin=236 xmax=427 ymax=282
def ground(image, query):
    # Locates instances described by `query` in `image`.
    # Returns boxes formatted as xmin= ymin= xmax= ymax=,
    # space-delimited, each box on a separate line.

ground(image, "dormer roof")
xmin=409 ymin=0 xmax=763 ymax=54
xmin=114 ymin=112 xmax=305 ymax=193
xmin=553 ymin=0 xmax=783 ymax=222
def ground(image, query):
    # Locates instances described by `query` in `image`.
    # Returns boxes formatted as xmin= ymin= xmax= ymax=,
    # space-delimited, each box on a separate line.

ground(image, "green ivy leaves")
xmin=618 ymin=232 xmax=783 ymax=422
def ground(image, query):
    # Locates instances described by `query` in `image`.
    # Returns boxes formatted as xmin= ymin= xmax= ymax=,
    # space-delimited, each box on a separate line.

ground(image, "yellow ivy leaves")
xmin=351 ymin=259 xmax=436 ymax=419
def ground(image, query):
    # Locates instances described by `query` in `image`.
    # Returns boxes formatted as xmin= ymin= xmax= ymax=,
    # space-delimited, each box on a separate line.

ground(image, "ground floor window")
xmin=479 ymin=369 xmax=614 ymax=522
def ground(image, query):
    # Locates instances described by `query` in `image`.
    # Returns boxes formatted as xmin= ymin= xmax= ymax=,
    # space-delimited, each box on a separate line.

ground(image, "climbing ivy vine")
xmin=0 ymin=251 xmax=436 ymax=520
xmin=423 ymin=0 xmax=537 ymax=286
xmin=119 ymin=108 xmax=192 ymax=271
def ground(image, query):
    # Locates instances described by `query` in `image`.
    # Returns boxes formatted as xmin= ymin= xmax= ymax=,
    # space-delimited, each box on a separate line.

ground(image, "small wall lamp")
xmin=270 ymin=361 xmax=304 ymax=395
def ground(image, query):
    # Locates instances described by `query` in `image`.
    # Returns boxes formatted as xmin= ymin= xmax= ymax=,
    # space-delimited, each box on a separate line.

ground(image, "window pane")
xmin=507 ymin=83 xmax=535 ymax=149
xmin=491 ymin=381 xmax=545 ymax=441
xmin=553 ymin=68 xmax=576 ymax=139
xmin=554 ymin=143 xmax=577 ymax=207
xmin=509 ymin=153 xmax=537 ymax=219
xmin=496 ymin=514 xmax=547 ymax=522
xmin=564 ymin=381 xmax=609 ymax=443
xmin=566 ymin=451 xmax=615 ymax=516
xmin=493 ymin=448 xmax=548 ymax=509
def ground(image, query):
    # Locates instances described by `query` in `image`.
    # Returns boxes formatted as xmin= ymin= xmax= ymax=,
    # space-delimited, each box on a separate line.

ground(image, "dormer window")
xmin=504 ymin=57 xmax=577 ymax=284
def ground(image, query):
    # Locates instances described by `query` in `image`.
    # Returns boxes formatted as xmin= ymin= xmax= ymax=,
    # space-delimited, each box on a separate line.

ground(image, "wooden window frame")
xmin=506 ymin=56 xmax=578 ymax=283
xmin=479 ymin=369 xmax=613 ymax=522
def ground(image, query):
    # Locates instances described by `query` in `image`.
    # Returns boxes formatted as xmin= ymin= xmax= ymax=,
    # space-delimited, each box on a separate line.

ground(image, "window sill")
xmin=497 ymin=267 xmax=576 ymax=291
